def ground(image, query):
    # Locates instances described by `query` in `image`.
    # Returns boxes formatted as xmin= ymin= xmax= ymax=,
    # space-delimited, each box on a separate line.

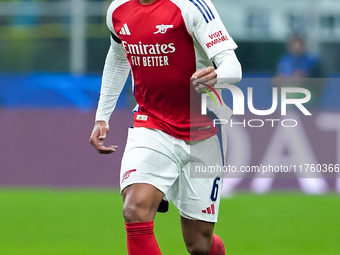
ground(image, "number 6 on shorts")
xmin=210 ymin=177 xmax=220 ymax=202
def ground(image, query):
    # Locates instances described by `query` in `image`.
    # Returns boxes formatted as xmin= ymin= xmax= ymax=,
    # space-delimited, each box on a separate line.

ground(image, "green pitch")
xmin=0 ymin=189 xmax=339 ymax=255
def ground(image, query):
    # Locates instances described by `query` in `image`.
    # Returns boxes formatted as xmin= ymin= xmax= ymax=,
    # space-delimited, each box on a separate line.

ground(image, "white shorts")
xmin=120 ymin=127 xmax=226 ymax=222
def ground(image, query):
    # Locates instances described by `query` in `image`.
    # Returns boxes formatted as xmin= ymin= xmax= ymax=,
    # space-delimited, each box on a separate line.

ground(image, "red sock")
xmin=208 ymin=234 xmax=226 ymax=255
xmin=125 ymin=221 xmax=162 ymax=255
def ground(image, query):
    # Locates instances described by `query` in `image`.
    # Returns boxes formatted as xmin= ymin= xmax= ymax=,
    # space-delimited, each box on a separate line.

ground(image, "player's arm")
xmin=189 ymin=0 xmax=241 ymax=90
xmin=89 ymin=36 xmax=130 ymax=154
xmin=212 ymin=49 xmax=242 ymax=85
xmin=90 ymin=1 xmax=131 ymax=154
xmin=191 ymin=50 xmax=241 ymax=91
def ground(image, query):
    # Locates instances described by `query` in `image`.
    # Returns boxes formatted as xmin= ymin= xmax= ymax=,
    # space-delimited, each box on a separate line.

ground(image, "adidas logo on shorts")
xmin=202 ymin=203 xmax=215 ymax=215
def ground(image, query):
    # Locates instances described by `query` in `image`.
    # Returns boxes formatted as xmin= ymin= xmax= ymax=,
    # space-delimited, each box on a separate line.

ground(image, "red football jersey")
xmin=107 ymin=0 xmax=237 ymax=140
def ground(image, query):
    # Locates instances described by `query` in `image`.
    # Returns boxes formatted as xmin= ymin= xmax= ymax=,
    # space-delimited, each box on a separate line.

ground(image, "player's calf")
xmin=122 ymin=184 xmax=164 ymax=255
xmin=181 ymin=217 xmax=214 ymax=255
xmin=125 ymin=221 xmax=162 ymax=255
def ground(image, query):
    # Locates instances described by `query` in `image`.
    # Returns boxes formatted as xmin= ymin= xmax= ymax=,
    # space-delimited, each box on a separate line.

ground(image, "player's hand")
xmin=89 ymin=121 xmax=118 ymax=154
xmin=190 ymin=66 xmax=217 ymax=93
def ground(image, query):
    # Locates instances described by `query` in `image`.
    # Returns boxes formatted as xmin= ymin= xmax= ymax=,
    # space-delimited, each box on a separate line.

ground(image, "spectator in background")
xmin=276 ymin=35 xmax=319 ymax=78
xmin=274 ymin=35 xmax=322 ymax=108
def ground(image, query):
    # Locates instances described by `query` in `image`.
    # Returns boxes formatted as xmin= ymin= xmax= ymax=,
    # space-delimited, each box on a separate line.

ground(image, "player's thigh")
xmin=180 ymin=216 xmax=214 ymax=253
xmin=120 ymin=127 xmax=180 ymax=222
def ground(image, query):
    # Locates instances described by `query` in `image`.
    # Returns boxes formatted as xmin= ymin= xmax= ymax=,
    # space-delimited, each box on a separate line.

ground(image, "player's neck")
xmin=138 ymin=0 xmax=158 ymax=5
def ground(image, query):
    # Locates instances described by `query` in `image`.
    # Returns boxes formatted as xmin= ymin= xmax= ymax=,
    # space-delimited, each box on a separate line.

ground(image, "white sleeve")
xmin=192 ymin=0 xmax=238 ymax=59
xmin=212 ymin=49 xmax=242 ymax=85
xmin=95 ymin=37 xmax=131 ymax=122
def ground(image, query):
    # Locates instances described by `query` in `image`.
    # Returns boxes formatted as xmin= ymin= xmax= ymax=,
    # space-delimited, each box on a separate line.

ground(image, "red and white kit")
xmin=96 ymin=0 xmax=241 ymax=222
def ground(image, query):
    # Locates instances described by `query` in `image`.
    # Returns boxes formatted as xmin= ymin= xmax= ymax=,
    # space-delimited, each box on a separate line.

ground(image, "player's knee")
xmin=186 ymin=242 xmax=210 ymax=255
xmin=185 ymin=238 xmax=211 ymax=255
xmin=184 ymin=233 xmax=213 ymax=255
xmin=123 ymin=202 xmax=152 ymax=223
xmin=123 ymin=203 xmax=141 ymax=222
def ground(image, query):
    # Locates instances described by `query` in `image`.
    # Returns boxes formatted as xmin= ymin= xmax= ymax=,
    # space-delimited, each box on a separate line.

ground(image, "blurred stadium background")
xmin=0 ymin=0 xmax=339 ymax=254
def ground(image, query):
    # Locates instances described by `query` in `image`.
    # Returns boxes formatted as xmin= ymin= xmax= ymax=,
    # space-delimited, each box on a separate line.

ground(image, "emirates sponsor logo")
xmin=122 ymin=41 xmax=176 ymax=55
xmin=122 ymin=41 xmax=176 ymax=67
